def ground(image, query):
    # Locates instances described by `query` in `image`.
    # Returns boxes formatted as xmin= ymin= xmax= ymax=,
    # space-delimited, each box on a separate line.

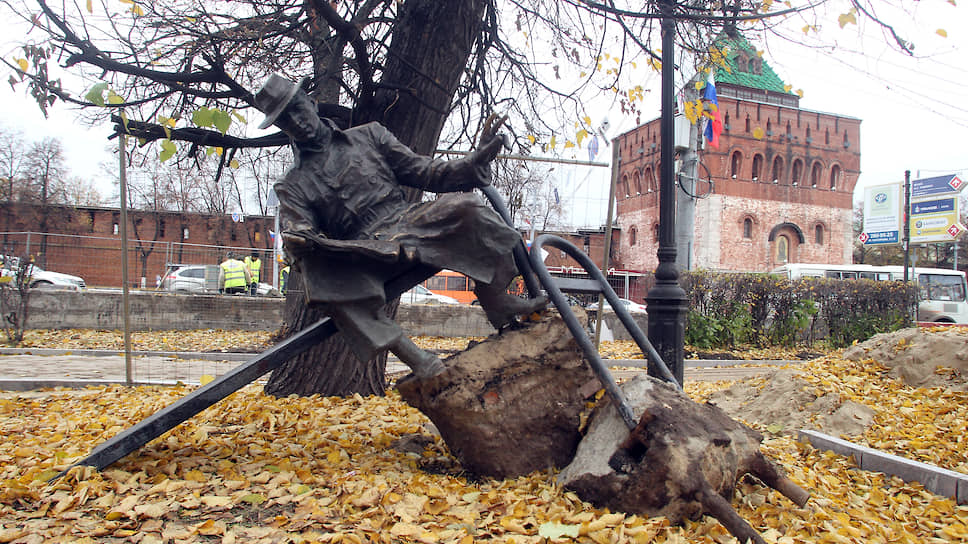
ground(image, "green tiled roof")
xmin=711 ymin=34 xmax=795 ymax=95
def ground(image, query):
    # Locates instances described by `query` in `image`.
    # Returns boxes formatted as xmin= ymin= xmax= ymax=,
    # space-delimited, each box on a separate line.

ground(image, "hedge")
xmin=678 ymin=270 xmax=917 ymax=349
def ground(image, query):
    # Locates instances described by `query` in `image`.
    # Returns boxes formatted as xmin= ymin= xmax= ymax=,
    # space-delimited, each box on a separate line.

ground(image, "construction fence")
xmin=0 ymin=231 xmax=285 ymax=292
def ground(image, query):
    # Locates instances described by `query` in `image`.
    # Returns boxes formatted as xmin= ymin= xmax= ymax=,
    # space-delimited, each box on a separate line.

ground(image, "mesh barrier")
xmin=0 ymin=231 xmax=284 ymax=292
xmin=0 ymin=231 xmax=653 ymax=385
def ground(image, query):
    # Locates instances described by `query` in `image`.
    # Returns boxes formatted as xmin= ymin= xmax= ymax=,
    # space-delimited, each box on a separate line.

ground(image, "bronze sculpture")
xmin=255 ymin=74 xmax=547 ymax=378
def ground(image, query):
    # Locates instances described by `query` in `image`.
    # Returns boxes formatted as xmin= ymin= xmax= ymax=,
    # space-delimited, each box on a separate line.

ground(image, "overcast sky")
xmin=0 ymin=1 xmax=964 ymax=226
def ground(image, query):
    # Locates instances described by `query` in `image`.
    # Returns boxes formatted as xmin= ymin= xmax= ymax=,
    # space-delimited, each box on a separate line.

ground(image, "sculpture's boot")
xmin=391 ymin=336 xmax=445 ymax=379
xmin=474 ymin=283 xmax=549 ymax=330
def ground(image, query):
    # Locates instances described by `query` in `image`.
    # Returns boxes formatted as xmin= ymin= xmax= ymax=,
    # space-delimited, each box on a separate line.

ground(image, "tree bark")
xmin=268 ymin=0 xmax=490 ymax=397
xmin=264 ymin=266 xmax=388 ymax=397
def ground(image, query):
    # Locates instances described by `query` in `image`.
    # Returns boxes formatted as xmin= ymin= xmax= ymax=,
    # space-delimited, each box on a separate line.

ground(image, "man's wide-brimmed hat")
xmin=256 ymin=74 xmax=309 ymax=129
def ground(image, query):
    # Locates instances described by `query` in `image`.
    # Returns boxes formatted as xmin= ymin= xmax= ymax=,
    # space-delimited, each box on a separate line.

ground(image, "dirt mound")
xmin=708 ymin=369 xmax=874 ymax=437
xmin=842 ymin=327 xmax=968 ymax=389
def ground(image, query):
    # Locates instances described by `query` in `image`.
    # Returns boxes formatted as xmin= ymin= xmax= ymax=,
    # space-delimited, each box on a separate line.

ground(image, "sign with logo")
xmin=861 ymin=183 xmax=902 ymax=245
xmin=910 ymin=196 xmax=962 ymax=243
xmin=908 ymin=174 xmax=966 ymax=243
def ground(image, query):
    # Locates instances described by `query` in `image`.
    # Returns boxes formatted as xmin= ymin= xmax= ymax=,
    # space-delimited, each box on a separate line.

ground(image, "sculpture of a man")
xmin=255 ymin=74 xmax=546 ymax=378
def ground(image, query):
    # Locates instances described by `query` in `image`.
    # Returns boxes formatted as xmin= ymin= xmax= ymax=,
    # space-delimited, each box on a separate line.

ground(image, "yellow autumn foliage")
xmin=0 ymin=331 xmax=966 ymax=541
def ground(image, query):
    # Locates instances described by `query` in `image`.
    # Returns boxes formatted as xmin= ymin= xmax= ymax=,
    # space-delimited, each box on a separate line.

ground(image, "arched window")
xmin=791 ymin=159 xmax=803 ymax=186
xmin=825 ymin=129 xmax=830 ymax=146
xmin=776 ymin=235 xmax=789 ymax=263
xmin=622 ymin=175 xmax=631 ymax=197
xmin=633 ymin=171 xmax=642 ymax=195
xmin=830 ymin=165 xmax=841 ymax=190
xmin=730 ymin=150 xmax=742 ymax=179
xmin=745 ymin=115 xmax=751 ymax=133
xmin=766 ymin=119 xmax=773 ymax=136
xmin=724 ymin=112 xmax=731 ymax=132
xmin=644 ymin=167 xmax=655 ymax=192
xmin=805 ymin=126 xmax=812 ymax=143
xmin=737 ymin=56 xmax=747 ymax=72
xmin=751 ymin=154 xmax=764 ymax=181
xmin=629 ymin=226 xmax=638 ymax=246
xmin=815 ymin=224 xmax=824 ymax=245
xmin=652 ymin=223 xmax=660 ymax=243
xmin=743 ymin=218 xmax=753 ymax=239
xmin=771 ymin=156 xmax=784 ymax=184
xmin=810 ymin=161 xmax=823 ymax=187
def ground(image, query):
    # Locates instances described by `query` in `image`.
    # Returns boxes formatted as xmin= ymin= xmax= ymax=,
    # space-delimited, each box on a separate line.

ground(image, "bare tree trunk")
xmin=267 ymin=0 xmax=490 ymax=397
xmin=264 ymin=267 xmax=389 ymax=396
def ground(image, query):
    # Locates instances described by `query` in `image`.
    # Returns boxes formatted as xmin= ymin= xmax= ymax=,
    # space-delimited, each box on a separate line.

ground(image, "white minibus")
xmin=771 ymin=263 xmax=968 ymax=324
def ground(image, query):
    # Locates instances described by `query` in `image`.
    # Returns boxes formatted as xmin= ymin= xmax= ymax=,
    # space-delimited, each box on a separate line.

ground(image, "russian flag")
xmin=702 ymin=74 xmax=722 ymax=149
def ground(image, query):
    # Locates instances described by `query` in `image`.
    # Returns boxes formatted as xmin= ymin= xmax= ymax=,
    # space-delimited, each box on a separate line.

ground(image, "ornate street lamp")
xmin=646 ymin=0 xmax=688 ymax=384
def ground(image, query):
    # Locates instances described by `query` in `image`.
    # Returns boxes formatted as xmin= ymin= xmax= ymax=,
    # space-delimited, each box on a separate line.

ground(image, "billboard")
xmin=909 ymin=174 xmax=966 ymax=244
xmin=860 ymin=183 xmax=902 ymax=245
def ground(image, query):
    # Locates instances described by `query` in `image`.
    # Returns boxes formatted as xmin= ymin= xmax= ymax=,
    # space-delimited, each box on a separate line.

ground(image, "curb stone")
xmin=798 ymin=429 xmax=968 ymax=505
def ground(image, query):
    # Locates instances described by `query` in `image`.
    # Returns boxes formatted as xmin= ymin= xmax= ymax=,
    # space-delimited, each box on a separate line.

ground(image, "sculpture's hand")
xmin=471 ymin=113 xmax=510 ymax=186
xmin=479 ymin=112 xmax=509 ymax=148
xmin=282 ymin=226 xmax=325 ymax=257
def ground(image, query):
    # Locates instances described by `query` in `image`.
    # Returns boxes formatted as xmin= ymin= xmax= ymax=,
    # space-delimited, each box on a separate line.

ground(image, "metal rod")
xmin=594 ymin=139 xmax=621 ymax=346
xmin=903 ymin=170 xmax=911 ymax=283
xmin=438 ymin=150 xmax=609 ymax=168
xmin=480 ymin=185 xmax=542 ymax=298
xmin=529 ymin=234 xmax=680 ymax=430
xmin=54 ymin=318 xmax=339 ymax=477
xmin=118 ymin=134 xmax=133 ymax=385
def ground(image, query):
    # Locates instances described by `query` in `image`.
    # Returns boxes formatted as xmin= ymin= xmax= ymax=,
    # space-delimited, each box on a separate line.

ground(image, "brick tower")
xmin=615 ymin=32 xmax=861 ymax=273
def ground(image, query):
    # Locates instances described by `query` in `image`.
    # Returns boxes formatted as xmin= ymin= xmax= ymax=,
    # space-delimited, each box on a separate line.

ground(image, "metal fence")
xmin=0 ymin=231 xmax=283 ymax=291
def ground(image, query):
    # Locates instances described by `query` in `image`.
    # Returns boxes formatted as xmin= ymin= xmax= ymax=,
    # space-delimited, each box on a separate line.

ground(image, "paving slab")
xmin=0 ymin=350 xmax=799 ymax=390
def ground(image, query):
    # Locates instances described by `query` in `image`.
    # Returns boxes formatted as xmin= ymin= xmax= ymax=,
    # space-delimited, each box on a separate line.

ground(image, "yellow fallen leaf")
xmin=195 ymin=519 xmax=226 ymax=536
xmin=199 ymin=495 xmax=232 ymax=508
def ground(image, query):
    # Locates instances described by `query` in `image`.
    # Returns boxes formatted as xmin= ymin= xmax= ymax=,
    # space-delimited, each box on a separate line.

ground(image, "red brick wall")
xmin=615 ymin=95 xmax=861 ymax=273
xmin=0 ymin=203 xmax=617 ymax=289
xmin=0 ymin=203 xmax=275 ymax=288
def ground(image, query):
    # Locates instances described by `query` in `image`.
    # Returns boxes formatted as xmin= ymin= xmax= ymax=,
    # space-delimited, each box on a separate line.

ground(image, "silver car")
xmin=161 ymin=265 xmax=212 ymax=293
xmin=161 ymin=264 xmax=280 ymax=296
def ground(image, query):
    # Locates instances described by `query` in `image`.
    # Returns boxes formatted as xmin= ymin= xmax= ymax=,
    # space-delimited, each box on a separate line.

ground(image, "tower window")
xmin=730 ymin=151 xmax=742 ymax=179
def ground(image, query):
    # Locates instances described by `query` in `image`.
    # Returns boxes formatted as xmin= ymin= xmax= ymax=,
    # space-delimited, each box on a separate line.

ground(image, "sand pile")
xmin=707 ymin=368 xmax=875 ymax=437
xmin=842 ymin=327 xmax=968 ymax=389
xmin=707 ymin=327 xmax=968 ymax=438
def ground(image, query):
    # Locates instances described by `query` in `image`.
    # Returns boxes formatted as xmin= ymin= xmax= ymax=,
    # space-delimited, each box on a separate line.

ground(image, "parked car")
xmin=161 ymin=265 xmax=212 ymax=293
xmin=586 ymin=297 xmax=647 ymax=314
xmin=1 ymin=257 xmax=86 ymax=290
xmin=162 ymin=264 xmax=281 ymax=296
xmin=400 ymin=284 xmax=459 ymax=305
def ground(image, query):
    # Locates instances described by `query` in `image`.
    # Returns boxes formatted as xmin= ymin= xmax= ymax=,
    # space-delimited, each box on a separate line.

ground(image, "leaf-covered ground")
xmin=14 ymin=329 xmax=820 ymax=362
xmin=0 ymin=330 xmax=966 ymax=542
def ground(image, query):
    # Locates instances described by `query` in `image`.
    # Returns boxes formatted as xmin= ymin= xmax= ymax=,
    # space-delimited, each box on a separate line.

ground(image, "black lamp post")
xmin=646 ymin=0 xmax=687 ymax=385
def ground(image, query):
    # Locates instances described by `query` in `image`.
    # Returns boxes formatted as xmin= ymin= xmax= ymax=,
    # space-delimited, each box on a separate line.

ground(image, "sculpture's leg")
xmin=390 ymin=336 xmax=445 ymax=378
xmin=474 ymin=283 xmax=548 ymax=329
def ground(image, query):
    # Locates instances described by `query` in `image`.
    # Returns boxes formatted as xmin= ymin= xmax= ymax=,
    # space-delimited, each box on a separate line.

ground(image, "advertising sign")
xmin=908 ymin=174 xmax=966 ymax=244
xmin=861 ymin=183 xmax=902 ymax=245
xmin=910 ymin=196 xmax=962 ymax=243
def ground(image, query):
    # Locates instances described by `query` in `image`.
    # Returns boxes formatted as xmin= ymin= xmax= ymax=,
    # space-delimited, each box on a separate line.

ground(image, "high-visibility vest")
xmin=280 ymin=266 xmax=290 ymax=293
xmin=221 ymin=260 xmax=247 ymax=289
xmin=244 ymin=256 xmax=261 ymax=283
